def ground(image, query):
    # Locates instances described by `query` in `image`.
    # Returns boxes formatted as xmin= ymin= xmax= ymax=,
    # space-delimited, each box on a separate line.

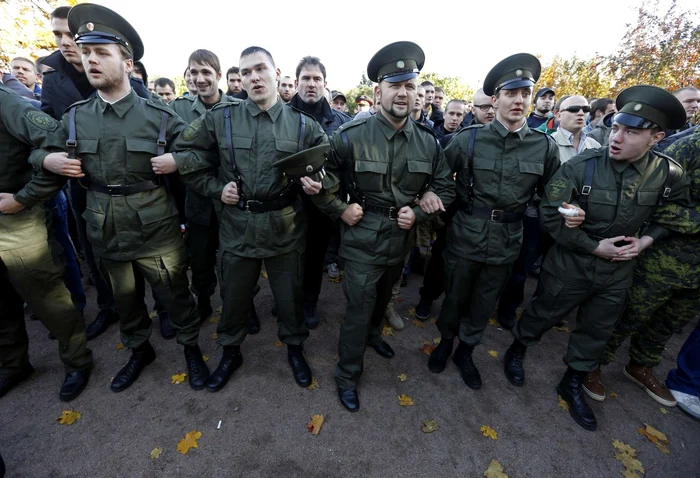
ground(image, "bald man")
xmin=552 ymin=96 xmax=601 ymax=163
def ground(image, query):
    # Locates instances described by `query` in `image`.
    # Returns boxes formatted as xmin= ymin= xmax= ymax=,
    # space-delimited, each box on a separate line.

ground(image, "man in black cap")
xmin=312 ymin=41 xmax=455 ymax=412
xmin=428 ymin=53 xmax=560 ymax=392
xmin=331 ymin=91 xmax=347 ymax=113
xmin=504 ymin=85 xmax=691 ymax=431
xmin=527 ymin=87 xmax=555 ymax=129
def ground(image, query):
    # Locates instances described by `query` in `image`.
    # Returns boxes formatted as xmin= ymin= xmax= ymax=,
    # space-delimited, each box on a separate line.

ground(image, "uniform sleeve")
xmin=309 ymin=129 xmax=349 ymax=221
xmin=539 ymin=160 xmax=600 ymax=254
xmin=414 ymin=143 xmax=455 ymax=224
xmin=443 ymin=131 xmax=465 ymax=173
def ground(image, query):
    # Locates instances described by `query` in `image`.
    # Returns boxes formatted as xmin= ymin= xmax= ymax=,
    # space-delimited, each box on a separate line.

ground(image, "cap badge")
xmin=305 ymin=165 xmax=314 ymax=173
xmin=86 ymin=22 xmax=94 ymax=31
xmin=633 ymin=103 xmax=643 ymax=111
xmin=516 ymin=69 xmax=522 ymax=76
xmin=396 ymin=60 xmax=405 ymax=69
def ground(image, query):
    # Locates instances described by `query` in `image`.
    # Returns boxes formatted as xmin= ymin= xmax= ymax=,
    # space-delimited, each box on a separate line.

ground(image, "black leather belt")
xmin=87 ymin=179 xmax=161 ymax=197
xmin=364 ymin=203 xmax=400 ymax=220
xmin=238 ymin=191 xmax=297 ymax=213
xmin=463 ymin=203 xmax=524 ymax=223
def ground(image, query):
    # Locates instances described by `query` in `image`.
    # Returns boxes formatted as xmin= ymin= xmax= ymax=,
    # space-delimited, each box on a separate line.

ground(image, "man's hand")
xmin=419 ymin=191 xmax=445 ymax=214
xmin=43 ymin=152 xmax=84 ymax=178
xmin=397 ymin=206 xmax=416 ymax=230
xmin=610 ymin=236 xmax=654 ymax=262
xmin=592 ymin=236 xmax=636 ymax=260
xmin=341 ymin=203 xmax=363 ymax=226
xmin=151 ymin=153 xmax=177 ymax=175
xmin=221 ymin=181 xmax=240 ymax=205
xmin=0 ymin=193 xmax=25 ymax=214
xmin=560 ymin=202 xmax=585 ymax=228
xmin=300 ymin=176 xmax=322 ymax=195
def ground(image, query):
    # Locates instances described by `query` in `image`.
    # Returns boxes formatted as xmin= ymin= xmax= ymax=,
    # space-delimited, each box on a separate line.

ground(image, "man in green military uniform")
xmin=585 ymin=129 xmax=700 ymax=407
xmin=504 ymin=85 xmax=690 ymax=431
xmin=312 ymin=41 xmax=455 ymax=412
xmin=164 ymin=46 xmax=327 ymax=393
xmin=428 ymin=54 xmax=560 ymax=390
xmin=0 ymin=82 xmax=93 ymax=401
xmin=36 ymin=4 xmax=209 ymax=392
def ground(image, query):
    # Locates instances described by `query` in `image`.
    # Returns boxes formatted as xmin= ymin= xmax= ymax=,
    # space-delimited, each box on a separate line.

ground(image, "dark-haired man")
xmin=226 ymin=66 xmax=243 ymax=96
xmin=278 ymin=75 xmax=295 ymax=103
xmin=154 ymin=77 xmax=177 ymax=104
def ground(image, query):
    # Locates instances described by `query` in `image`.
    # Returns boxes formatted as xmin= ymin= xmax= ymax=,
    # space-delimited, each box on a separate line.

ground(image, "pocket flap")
xmin=137 ymin=204 xmax=177 ymax=226
xmin=126 ymin=138 xmax=159 ymax=154
xmin=588 ymin=189 xmax=617 ymax=205
xmin=231 ymin=137 xmax=253 ymax=149
xmin=637 ymin=190 xmax=659 ymax=206
xmin=275 ymin=139 xmax=298 ymax=153
xmin=407 ymin=160 xmax=432 ymax=174
xmin=519 ymin=161 xmax=544 ymax=175
xmin=355 ymin=160 xmax=388 ymax=174
xmin=472 ymin=157 xmax=495 ymax=171
xmin=76 ymin=139 xmax=99 ymax=155
xmin=82 ymin=208 xmax=106 ymax=228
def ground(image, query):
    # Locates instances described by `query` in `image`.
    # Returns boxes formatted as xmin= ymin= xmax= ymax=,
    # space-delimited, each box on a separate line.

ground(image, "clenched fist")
xmin=341 ymin=203 xmax=364 ymax=226
xmin=221 ymin=181 xmax=240 ymax=205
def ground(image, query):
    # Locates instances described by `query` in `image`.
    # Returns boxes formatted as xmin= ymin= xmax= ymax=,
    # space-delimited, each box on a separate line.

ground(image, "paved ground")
xmin=1 ymin=268 xmax=698 ymax=478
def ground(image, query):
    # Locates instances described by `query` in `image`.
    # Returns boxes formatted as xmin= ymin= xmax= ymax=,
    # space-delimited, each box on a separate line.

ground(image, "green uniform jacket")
xmin=170 ymin=90 xmax=236 ymax=226
xmin=0 ymin=84 xmax=67 ymax=211
xmin=312 ymin=113 xmax=456 ymax=266
xmin=54 ymin=89 xmax=187 ymax=261
xmin=444 ymin=119 xmax=560 ymax=265
xmin=171 ymin=98 xmax=327 ymax=259
xmin=540 ymin=148 xmax=691 ymax=287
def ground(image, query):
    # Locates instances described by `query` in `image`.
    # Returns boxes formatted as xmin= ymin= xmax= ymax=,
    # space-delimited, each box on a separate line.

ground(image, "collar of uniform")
xmin=609 ymin=151 xmax=650 ymax=174
xmin=376 ymin=110 xmax=414 ymax=140
xmin=492 ymin=118 xmax=529 ymax=140
xmin=97 ymin=88 xmax=137 ymax=117
xmin=245 ymin=97 xmax=283 ymax=121
xmin=192 ymin=89 xmax=226 ymax=114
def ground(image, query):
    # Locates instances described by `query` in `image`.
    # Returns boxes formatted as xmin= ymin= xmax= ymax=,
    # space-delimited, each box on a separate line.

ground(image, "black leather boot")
xmin=59 ymin=369 xmax=91 ymax=401
xmin=86 ymin=308 xmax=119 ymax=340
xmin=111 ymin=342 xmax=156 ymax=392
xmin=287 ymin=344 xmax=312 ymax=387
xmin=452 ymin=341 xmax=482 ymax=389
xmin=0 ymin=364 xmax=34 ymax=399
xmin=504 ymin=340 xmax=527 ymax=387
xmin=372 ymin=341 xmax=395 ymax=358
xmin=248 ymin=299 xmax=260 ymax=335
xmin=556 ymin=367 xmax=597 ymax=431
xmin=184 ymin=344 xmax=210 ymax=391
xmin=428 ymin=337 xmax=454 ymax=373
xmin=206 ymin=346 xmax=243 ymax=392
xmin=338 ymin=388 xmax=360 ymax=412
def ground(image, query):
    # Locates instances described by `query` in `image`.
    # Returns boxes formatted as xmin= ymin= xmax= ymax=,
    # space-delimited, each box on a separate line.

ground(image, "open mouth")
xmin=609 ymin=145 xmax=621 ymax=155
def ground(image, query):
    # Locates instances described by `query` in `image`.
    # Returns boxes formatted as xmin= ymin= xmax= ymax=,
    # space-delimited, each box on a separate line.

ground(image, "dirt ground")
xmin=1 ymin=268 xmax=698 ymax=478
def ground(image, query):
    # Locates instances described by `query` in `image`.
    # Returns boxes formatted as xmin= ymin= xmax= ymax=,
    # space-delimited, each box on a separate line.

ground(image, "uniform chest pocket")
xmin=586 ymin=188 xmax=617 ymax=221
xmin=354 ymin=160 xmax=388 ymax=193
xmin=399 ymin=159 xmax=432 ymax=195
xmin=76 ymin=139 xmax=99 ymax=176
xmin=519 ymin=161 xmax=544 ymax=176
xmin=126 ymin=139 xmax=159 ymax=174
xmin=275 ymin=139 xmax=298 ymax=154
xmin=637 ymin=190 xmax=659 ymax=206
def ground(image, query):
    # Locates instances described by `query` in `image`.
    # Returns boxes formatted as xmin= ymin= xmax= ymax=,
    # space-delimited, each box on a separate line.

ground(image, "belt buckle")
xmin=107 ymin=184 xmax=124 ymax=197
xmin=490 ymin=209 xmax=503 ymax=221
xmin=245 ymin=199 xmax=261 ymax=212
xmin=388 ymin=207 xmax=397 ymax=220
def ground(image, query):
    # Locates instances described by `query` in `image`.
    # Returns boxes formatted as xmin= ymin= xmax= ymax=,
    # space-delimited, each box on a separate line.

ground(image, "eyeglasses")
xmin=473 ymin=104 xmax=496 ymax=112
xmin=562 ymin=105 xmax=591 ymax=113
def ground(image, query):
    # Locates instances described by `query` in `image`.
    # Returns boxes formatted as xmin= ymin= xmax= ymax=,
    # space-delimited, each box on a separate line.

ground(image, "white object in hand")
xmin=558 ymin=206 xmax=579 ymax=217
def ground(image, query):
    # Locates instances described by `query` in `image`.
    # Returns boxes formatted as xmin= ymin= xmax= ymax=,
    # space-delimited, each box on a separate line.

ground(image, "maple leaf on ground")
xmin=398 ymin=394 xmax=414 ymax=406
xmin=613 ymin=440 xmax=645 ymax=477
xmin=56 ymin=410 xmax=81 ymax=425
xmin=202 ymin=355 xmax=209 ymax=362
xmin=433 ymin=337 xmax=441 ymax=344
xmin=307 ymin=415 xmax=324 ymax=435
xmin=382 ymin=326 xmax=394 ymax=337
xmin=480 ymin=425 xmax=498 ymax=440
xmin=638 ymin=424 xmax=670 ymax=454
xmin=177 ymin=430 xmax=202 ymax=455
xmin=150 ymin=448 xmax=163 ymax=459
xmin=115 ymin=343 xmax=125 ymax=350
xmin=558 ymin=395 xmax=570 ymax=412
xmin=660 ymin=407 xmax=669 ymax=414
xmin=149 ymin=311 xmax=158 ymax=319
xmin=420 ymin=340 xmax=436 ymax=356
xmin=412 ymin=318 xmax=426 ymax=328
xmin=554 ymin=325 xmax=571 ymax=333
xmin=483 ymin=459 xmax=508 ymax=478
xmin=211 ymin=333 xmax=218 ymax=340
xmin=610 ymin=392 xmax=618 ymax=398
xmin=488 ymin=318 xmax=499 ymax=327
xmin=328 ymin=276 xmax=341 ymax=283
xmin=488 ymin=350 xmax=499 ymax=358
xmin=421 ymin=419 xmax=439 ymax=433
xmin=307 ymin=377 xmax=319 ymax=390
xmin=274 ymin=340 xmax=283 ymax=347
xmin=208 ymin=315 xmax=221 ymax=324
xmin=407 ymin=308 xmax=416 ymax=318
xmin=171 ymin=373 xmax=187 ymax=384
xmin=261 ymin=269 xmax=268 ymax=279
xmin=397 ymin=373 xmax=407 ymax=382
xmin=429 ymin=318 xmax=437 ymax=324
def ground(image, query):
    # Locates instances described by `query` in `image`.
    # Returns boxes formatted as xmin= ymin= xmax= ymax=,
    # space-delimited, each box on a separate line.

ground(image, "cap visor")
xmin=75 ymin=34 xmax=122 ymax=45
xmin=383 ymin=72 xmax=418 ymax=83
xmin=498 ymin=79 xmax=535 ymax=92
xmin=613 ymin=112 xmax=657 ymax=129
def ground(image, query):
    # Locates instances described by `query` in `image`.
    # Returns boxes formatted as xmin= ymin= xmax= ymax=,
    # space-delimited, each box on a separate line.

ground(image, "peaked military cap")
xmin=273 ymin=144 xmax=329 ymax=183
xmin=68 ymin=4 xmax=144 ymax=61
xmin=356 ymin=94 xmax=373 ymax=106
xmin=483 ymin=53 xmax=541 ymax=96
xmin=367 ymin=41 xmax=425 ymax=83
xmin=614 ymin=85 xmax=686 ymax=131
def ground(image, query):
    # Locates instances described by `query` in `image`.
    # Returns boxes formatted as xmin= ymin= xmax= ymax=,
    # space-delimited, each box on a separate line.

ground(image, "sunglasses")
xmin=562 ymin=105 xmax=591 ymax=113
xmin=473 ymin=104 xmax=496 ymax=112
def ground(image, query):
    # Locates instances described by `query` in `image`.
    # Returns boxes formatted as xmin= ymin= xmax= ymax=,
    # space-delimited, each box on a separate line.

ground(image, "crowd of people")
xmin=1 ymin=6 xmax=699 ymax=462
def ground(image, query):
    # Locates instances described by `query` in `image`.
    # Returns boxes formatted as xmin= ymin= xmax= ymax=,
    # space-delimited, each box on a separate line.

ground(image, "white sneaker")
xmin=385 ymin=303 xmax=404 ymax=331
xmin=328 ymin=263 xmax=340 ymax=279
xmin=670 ymin=389 xmax=700 ymax=419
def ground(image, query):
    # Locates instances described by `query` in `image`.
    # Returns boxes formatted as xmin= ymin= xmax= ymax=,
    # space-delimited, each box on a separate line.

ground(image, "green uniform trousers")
xmin=185 ymin=210 xmax=219 ymax=299
xmin=514 ymin=269 xmax=628 ymax=372
xmin=0 ymin=207 xmax=92 ymax=377
xmin=436 ymin=252 xmax=512 ymax=345
xmin=218 ymin=250 xmax=307 ymax=346
xmin=98 ymin=246 xmax=200 ymax=348
xmin=336 ymin=260 xmax=404 ymax=391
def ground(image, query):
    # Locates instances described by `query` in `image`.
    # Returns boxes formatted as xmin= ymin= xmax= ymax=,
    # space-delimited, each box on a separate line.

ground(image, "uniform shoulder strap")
xmin=298 ymin=112 xmax=306 ymax=151
xmin=578 ymin=157 xmax=596 ymax=212
xmin=657 ymin=152 xmax=684 ymax=204
xmin=67 ymin=105 xmax=77 ymax=159
xmin=157 ymin=111 xmax=168 ymax=156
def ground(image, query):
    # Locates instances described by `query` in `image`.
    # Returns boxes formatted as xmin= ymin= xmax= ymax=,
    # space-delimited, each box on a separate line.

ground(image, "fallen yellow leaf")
xmin=328 ymin=276 xmax=341 ymax=283
xmin=115 ymin=343 xmax=125 ymax=350
xmin=261 ymin=270 xmax=268 ymax=279
xmin=149 ymin=311 xmax=158 ymax=319
xmin=480 ymin=425 xmax=497 ymax=440
xmin=407 ymin=308 xmax=416 ymax=318
xmin=554 ymin=325 xmax=571 ymax=333
xmin=660 ymin=407 xmax=669 ymax=414
xmin=211 ymin=333 xmax=218 ymax=340
xmin=307 ymin=415 xmax=324 ymax=435
xmin=421 ymin=419 xmax=439 ymax=433
xmin=177 ymin=430 xmax=202 ymax=455
xmin=150 ymin=447 xmax=163 ymax=459
xmin=488 ymin=350 xmax=499 ymax=358
xmin=274 ymin=340 xmax=283 ymax=347
xmin=610 ymin=391 xmax=618 ymax=398
xmin=307 ymin=377 xmax=319 ymax=390
xmin=397 ymin=373 xmax=407 ymax=382
xmin=56 ymin=410 xmax=81 ymax=425
xmin=433 ymin=337 xmax=441 ymax=344
xmin=382 ymin=326 xmax=394 ymax=337
xmin=202 ymin=355 xmax=209 ymax=362
xmin=208 ymin=315 xmax=220 ymax=324
xmin=430 ymin=318 xmax=437 ymax=324
xmin=488 ymin=318 xmax=499 ymax=327
xmin=412 ymin=318 xmax=426 ymax=328
xmin=171 ymin=373 xmax=187 ymax=384
xmin=638 ymin=424 xmax=670 ymax=454
xmin=558 ymin=395 xmax=570 ymax=412
xmin=398 ymin=394 xmax=414 ymax=406
xmin=420 ymin=340 xmax=436 ymax=356
xmin=613 ymin=440 xmax=645 ymax=477
xmin=484 ymin=459 xmax=508 ymax=478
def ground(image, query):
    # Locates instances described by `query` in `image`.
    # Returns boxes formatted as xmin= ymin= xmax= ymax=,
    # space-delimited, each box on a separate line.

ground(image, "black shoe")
xmin=372 ymin=341 xmax=395 ymax=359
xmin=110 ymin=342 xmax=156 ymax=392
xmin=206 ymin=346 xmax=243 ymax=392
xmin=452 ymin=341 xmax=482 ymax=389
xmin=400 ymin=273 xmax=408 ymax=287
xmin=59 ymin=369 xmax=91 ymax=401
xmin=428 ymin=337 xmax=454 ymax=373
xmin=86 ymin=309 xmax=119 ymax=341
xmin=504 ymin=340 xmax=527 ymax=387
xmin=197 ymin=296 xmax=213 ymax=323
xmin=415 ymin=298 xmax=432 ymax=321
xmin=287 ymin=344 xmax=312 ymax=387
xmin=0 ymin=364 xmax=35 ymax=399
xmin=184 ymin=345 xmax=210 ymax=391
xmin=554 ymin=320 xmax=565 ymax=328
xmin=159 ymin=312 xmax=176 ymax=340
xmin=556 ymin=367 xmax=597 ymax=431
xmin=498 ymin=314 xmax=515 ymax=331
xmin=248 ymin=300 xmax=260 ymax=335
xmin=304 ymin=302 xmax=320 ymax=330
xmin=338 ymin=388 xmax=360 ymax=412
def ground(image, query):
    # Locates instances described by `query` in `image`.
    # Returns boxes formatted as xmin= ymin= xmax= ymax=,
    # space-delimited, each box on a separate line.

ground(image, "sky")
xmin=91 ymin=0 xmax=694 ymax=92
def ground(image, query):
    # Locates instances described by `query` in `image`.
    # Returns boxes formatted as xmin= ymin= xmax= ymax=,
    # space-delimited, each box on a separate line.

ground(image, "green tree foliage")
xmin=343 ymin=73 xmax=375 ymax=115
xmin=538 ymin=55 xmax=614 ymax=99
xmin=418 ymin=72 xmax=475 ymax=103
